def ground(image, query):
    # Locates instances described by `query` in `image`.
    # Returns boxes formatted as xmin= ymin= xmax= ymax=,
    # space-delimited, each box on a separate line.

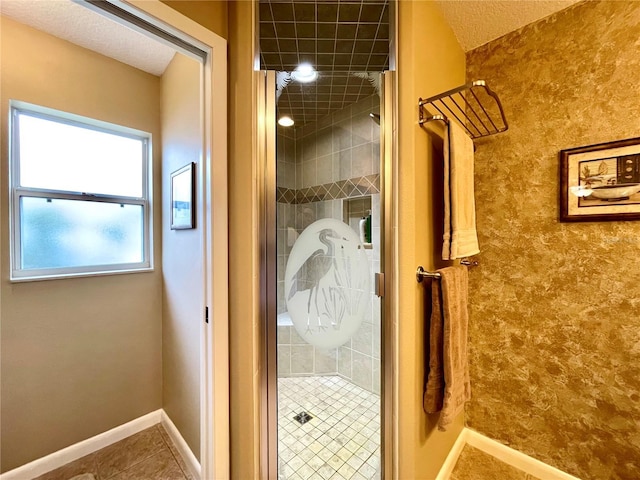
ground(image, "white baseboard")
xmin=160 ymin=411 xmax=201 ymax=480
xmin=438 ymin=428 xmax=582 ymax=480
xmin=435 ymin=428 xmax=469 ymax=480
xmin=1 ymin=410 xmax=163 ymax=480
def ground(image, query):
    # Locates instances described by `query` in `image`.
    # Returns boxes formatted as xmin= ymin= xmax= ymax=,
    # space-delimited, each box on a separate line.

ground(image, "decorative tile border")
xmin=277 ymin=174 xmax=380 ymax=204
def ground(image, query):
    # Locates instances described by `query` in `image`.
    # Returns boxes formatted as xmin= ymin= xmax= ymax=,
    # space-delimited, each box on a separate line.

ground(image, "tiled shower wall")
xmin=276 ymin=94 xmax=381 ymax=394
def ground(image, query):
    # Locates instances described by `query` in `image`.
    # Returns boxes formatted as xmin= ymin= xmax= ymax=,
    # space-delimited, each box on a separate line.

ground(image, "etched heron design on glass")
xmin=287 ymin=228 xmax=342 ymax=331
xmin=285 ymin=218 xmax=370 ymax=349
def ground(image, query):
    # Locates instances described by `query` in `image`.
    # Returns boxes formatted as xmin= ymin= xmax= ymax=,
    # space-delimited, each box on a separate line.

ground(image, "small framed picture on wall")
xmin=560 ymin=137 xmax=640 ymax=222
xmin=170 ymin=162 xmax=195 ymax=229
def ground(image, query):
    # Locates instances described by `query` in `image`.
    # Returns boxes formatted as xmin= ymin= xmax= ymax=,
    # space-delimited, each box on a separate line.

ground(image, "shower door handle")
xmin=374 ymin=272 xmax=385 ymax=297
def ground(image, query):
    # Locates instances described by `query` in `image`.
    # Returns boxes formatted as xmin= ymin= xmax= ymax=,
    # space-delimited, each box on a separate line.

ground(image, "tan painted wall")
xmin=466 ymin=2 xmax=640 ymax=479
xmin=157 ymin=2 xmax=259 ymax=476
xmin=396 ymin=2 xmax=467 ymax=478
xmin=222 ymin=1 xmax=469 ymax=477
xmin=157 ymin=0 xmax=229 ymax=465
xmin=169 ymin=2 xmax=469 ymax=477
xmin=161 ymin=0 xmax=228 ymax=40
xmin=227 ymin=2 xmax=262 ymax=478
xmin=0 ymin=17 xmax=162 ymax=472
xmin=160 ymin=52 xmax=202 ymax=461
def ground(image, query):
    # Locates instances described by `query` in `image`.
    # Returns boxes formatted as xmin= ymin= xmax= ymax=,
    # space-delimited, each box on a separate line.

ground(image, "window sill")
xmin=10 ymin=266 xmax=155 ymax=283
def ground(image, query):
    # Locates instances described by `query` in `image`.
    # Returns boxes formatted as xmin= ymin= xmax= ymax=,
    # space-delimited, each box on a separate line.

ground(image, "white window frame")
xmin=9 ymin=101 xmax=153 ymax=281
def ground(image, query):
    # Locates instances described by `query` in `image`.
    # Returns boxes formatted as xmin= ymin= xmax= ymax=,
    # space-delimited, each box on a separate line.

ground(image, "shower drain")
xmin=293 ymin=411 xmax=313 ymax=425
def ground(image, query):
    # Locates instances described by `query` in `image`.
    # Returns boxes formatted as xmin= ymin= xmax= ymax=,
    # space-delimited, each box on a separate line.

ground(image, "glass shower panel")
xmin=275 ymin=78 xmax=382 ymax=479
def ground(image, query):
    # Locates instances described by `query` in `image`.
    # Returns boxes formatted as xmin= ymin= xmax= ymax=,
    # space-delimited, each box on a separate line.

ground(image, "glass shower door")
xmin=272 ymin=72 xmax=383 ymax=480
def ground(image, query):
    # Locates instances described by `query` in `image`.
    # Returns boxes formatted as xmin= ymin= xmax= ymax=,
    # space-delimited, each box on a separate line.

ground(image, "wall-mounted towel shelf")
xmin=416 ymin=258 xmax=479 ymax=282
xmin=418 ymin=80 xmax=508 ymax=139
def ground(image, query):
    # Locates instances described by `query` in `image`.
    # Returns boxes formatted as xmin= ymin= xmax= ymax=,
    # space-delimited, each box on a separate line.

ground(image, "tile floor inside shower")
xmin=278 ymin=376 xmax=381 ymax=480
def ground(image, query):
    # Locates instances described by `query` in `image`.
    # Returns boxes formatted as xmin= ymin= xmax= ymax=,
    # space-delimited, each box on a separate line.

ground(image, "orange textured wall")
xmin=466 ymin=2 xmax=640 ymax=479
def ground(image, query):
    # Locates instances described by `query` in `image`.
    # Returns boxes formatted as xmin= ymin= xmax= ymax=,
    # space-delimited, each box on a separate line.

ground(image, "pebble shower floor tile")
xmin=278 ymin=376 xmax=381 ymax=480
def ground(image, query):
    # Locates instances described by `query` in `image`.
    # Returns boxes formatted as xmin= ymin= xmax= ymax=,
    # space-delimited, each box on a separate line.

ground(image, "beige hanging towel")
xmin=442 ymin=121 xmax=480 ymax=260
xmin=423 ymin=266 xmax=471 ymax=431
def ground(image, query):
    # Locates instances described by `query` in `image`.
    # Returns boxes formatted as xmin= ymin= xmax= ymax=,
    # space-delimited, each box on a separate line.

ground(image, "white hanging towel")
xmin=442 ymin=121 xmax=480 ymax=260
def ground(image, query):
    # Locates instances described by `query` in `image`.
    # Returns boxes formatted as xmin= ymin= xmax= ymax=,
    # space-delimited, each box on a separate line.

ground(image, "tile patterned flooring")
xmin=33 ymin=424 xmax=192 ymax=480
xmin=449 ymin=445 xmax=541 ymax=480
xmin=278 ymin=376 xmax=381 ymax=480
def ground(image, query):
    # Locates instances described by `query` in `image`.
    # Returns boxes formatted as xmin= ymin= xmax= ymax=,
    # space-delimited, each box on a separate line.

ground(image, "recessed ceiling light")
xmin=291 ymin=63 xmax=318 ymax=83
xmin=278 ymin=116 xmax=294 ymax=127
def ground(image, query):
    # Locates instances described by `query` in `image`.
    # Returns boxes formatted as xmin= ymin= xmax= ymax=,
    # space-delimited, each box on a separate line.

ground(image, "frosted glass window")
xmin=9 ymin=102 xmax=152 ymax=280
xmin=17 ymin=113 xmax=144 ymax=197
xmin=20 ymin=197 xmax=144 ymax=270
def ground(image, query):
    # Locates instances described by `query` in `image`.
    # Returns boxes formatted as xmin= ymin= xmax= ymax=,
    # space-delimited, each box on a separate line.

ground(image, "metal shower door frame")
xmin=258 ymin=69 xmax=396 ymax=480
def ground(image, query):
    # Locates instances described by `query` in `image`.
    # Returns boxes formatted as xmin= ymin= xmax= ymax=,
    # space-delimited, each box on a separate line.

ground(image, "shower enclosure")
xmin=260 ymin=70 xmax=391 ymax=479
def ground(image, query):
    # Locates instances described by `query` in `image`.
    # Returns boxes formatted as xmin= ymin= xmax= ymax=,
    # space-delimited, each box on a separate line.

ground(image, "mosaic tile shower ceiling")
xmin=259 ymin=0 xmax=390 ymax=125
xmin=275 ymin=72 xmax=380 ymax=127
xmin=259 ymin=0 xmax=389 ymax=72
xmin=465 ymin=2 xmax=640 ymax=479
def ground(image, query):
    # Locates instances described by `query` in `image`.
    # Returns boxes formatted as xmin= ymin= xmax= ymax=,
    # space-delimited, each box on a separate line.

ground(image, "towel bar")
xmin=416 ymin=259 xmax=479 ymax=283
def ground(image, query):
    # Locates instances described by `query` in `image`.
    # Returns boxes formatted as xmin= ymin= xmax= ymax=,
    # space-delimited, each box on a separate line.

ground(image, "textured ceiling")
xmin=3 ymin=0 xmax=581 ymax=116
xmin=259 ymin=0 xmax=389 ymax=126
xmin=435 ymin=0 xmax=583 ymax=52
xmin=0 ymin=0 xmax=175 ymax=76
xmin=261 ymin=0 xmax=581 ymax=125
